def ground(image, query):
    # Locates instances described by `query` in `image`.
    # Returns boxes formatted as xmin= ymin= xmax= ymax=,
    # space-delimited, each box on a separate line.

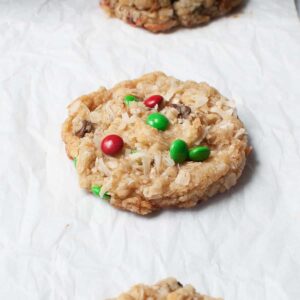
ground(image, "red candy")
xmin=143 ymin=95 xmax=163 ymax=108
xmin=101 ymin=134 xmax=124 ymax=156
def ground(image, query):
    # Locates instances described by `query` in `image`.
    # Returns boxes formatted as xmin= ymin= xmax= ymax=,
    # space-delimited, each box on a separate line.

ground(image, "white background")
xmin=0 ymin=0 xmax=300 ymax=299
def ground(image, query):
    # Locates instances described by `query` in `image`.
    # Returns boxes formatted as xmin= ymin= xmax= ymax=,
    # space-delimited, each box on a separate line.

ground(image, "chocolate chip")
xmin=75 ymin=120 xmax=93 ymax=138
xmin=171 ymin=103 xmax=191 ymax=118
xmin=177 ymin=281 xmax=183 ymax=287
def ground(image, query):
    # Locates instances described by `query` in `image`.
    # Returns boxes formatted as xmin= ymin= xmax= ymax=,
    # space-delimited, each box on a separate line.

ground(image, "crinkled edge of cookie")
xmin=107 ymin=278 xmax=223 ymax=300
xmin=100 ymin=0 xmax=242 ymax=32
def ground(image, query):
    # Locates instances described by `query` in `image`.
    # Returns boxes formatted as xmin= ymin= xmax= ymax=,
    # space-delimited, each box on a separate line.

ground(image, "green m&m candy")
xmin=188 ymin=146 xmax=210 ymax=162
xmin=146 ymin=113 xmax=169 ymax=131
xmin=73 ymin=157 xmax=78 ymax=168
xmin=91 ymin=185 xmax=111 ymax=200
xmin=170 ymin=139 xmax=189 ymax=163
xmin=124 ymin=95 xmax=138 ymax=106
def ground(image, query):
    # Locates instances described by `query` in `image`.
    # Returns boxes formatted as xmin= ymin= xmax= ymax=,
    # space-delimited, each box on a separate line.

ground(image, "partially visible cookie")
xmin=100 ymin=0 xmax=242 ymax=32
xmin=62 ymin=72 xmax=249 ymax=215
xmin=107 ymin=278 xmax=222 ymax=300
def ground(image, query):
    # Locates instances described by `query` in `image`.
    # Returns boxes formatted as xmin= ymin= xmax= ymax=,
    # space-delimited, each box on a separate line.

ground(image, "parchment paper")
xmin=1 ymin=0 xmax=300 ymax=299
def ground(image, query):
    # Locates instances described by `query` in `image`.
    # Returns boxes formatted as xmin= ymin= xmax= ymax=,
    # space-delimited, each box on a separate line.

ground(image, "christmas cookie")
xmin=107 ymin=278 xmax=222 ymax=300
xmin=62 ymin=72 xmax=249 ymax=215
xmin=100 ymin=0 xmax=242 ymax=33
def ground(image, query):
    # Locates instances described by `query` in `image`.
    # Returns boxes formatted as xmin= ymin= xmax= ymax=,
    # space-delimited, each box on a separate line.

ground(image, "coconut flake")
xmin=130 ymin=107 xmax=142 ymax=115
xmin=182 ymin=89 xmax=208 ymax=107
xmin=118 ymin=112 xmax=130 ymax=130
xmin=90 ymin=110 xmax=102 ymax=123
xmin=121 ymin=112 xmax=130 ymax=123
xmin=68 ymin=99 xmax=81 ymax=115
xmin=175 ymin=169 xmax=190 ymax=186
xmin=142 ymin=155 xmax=151 ymax=175
xmin=105 ymin=104 xmax=115 ymax=121
xmin=163 ymin=78 xmax=181 ymax=101
xmin=224 ymin=109 xmax=234 ymax=116
xmin=93 ymin=132 xmax=101 ymax=148
xmin=154 ymin=153 xmax=162 ymax=173
xmin=224 ymin=173 xmax=237 ymax=189
xmin=128 ymin=115 xmax=137 ymax=124
xmin=72 ymin=116 xmax=83 ymax=133
xmin=98 ymin=158 xmax=111 ymax=176
xmin=210 ymin=106 xmax=233 ymax=118
xmin=226 ymin=100 xmax=236 ymax=108
xmin=100 ymin=179 xmax=112 ymax=197
xmin=164 ymin=87 xmax=177 ymax=101
xmin=197 ymin=95 xmax=208 ymax=107
xmin=164 ymin=154 xmax=175 ymax=167
xmin=235 ymin=128 xmax=246 ymax=138
xmin=106 ymin=160 xmax=118 ymax=169
xmin=219 ymin=121 xmax=234 ymax=130
xmin=129 ymin=151 xmax=146 ymax=160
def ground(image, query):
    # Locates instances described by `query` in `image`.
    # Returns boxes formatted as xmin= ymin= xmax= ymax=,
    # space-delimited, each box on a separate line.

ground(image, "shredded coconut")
xmin=175 ymin=169 xmax=190 ymax=186
xmin=235 ymin=128 xmax=246 ymax=139
xmin=153 ymin=153 xmax=162 ymax=173
xmin=68 ymin=99 xmax=81 ymax=115
xmin=98 ymin=158 xmax=111 ymax=176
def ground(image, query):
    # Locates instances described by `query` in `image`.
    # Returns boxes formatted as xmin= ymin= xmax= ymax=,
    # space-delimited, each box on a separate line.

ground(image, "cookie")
xmin=62 ymin=72 xmax=249 ymax=215
xmin=100 ymin=0 xmax=242 ymax=33
xmin=107 ymin=278 xmax=222 ymax=300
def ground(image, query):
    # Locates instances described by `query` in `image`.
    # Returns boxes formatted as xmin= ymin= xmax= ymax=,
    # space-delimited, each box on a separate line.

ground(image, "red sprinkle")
xmin=101 ymin=134 xmax=124 ymax=156
xmin=143 ymin=95 xmax=163 ymax=108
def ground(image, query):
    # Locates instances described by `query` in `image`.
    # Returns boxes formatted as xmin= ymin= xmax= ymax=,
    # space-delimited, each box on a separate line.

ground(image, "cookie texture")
xmin=107 ymin=278 xmax=222 ymax=300
xmin=100 ymin=0 xmax=242 ymax=32
xmin=62 ymin=72 xmax=249 ymax=215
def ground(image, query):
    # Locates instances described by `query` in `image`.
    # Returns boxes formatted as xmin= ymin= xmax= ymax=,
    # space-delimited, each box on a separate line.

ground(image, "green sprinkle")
xmin=124 ymin=95 xmax=138 ymax=106
xmin=91 ymin=185 xmax=111 ymax=200
xmin=170 ymin=139 xmax=189 ymax=164
xmin=73 ymin=157 xmax=78 ymax=168
xmin=188 ymin=146 xmax=210 ymax=162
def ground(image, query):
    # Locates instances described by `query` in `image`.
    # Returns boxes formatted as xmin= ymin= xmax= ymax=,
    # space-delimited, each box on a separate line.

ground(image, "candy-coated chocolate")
xmin=130 ymin=149 xmax=138 ymax=154
xmin=170 ymin=139 xmax=189 ymax=163
xmin=189 ymin=146 xmax=210 ymax=162
xmin=91 ymin=185 xmax=111 ymax=199
xmin=124 ymin=95 xmax=138 ymax=106
xmin=101 ymin=134 xmax=124 ymax=156
xmin=146 ymin=113 xmax=169 ymax=131
xmin=73 ymin=157 xmax=77 ymax=168
xmin=144 ymin=95 xmax=163 ymax=108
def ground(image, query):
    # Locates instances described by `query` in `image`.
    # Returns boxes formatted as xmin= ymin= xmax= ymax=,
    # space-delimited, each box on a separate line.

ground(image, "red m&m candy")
xmin=143 ymin=95 xmax=163 ymax=108
xmin=101 ymin=134 xmax=124 ymax=156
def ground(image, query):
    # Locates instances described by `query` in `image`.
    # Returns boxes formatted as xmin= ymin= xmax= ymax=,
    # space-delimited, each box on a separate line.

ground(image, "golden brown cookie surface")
xmin=108 ymin=278 xmax=222 ymax=300
xmin=100 ymin=0 xmax=242 ymax=32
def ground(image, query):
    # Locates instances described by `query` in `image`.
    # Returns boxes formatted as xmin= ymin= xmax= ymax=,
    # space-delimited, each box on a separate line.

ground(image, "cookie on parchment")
xmin=100 ymin=0 xmax=242 ymax=33
xmin=62 ymin=72 xmax=249 ymax=215
xmin=108 ymin=278 xmax=222 ymax=300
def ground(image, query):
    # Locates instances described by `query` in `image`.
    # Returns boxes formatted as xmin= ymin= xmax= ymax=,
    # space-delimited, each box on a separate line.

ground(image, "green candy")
xmin=130 ymin=149 xmax=138 ymax=154
xmin=73 ymin=157 xmax=78 ymax=168
xmin=170 ymin=139 xmax=189 ymax=163
xmin=124 ymin=95 xmax=138 ymax=106
xmin=146 ymin=113 xmax=169 ymax=131
xmin=189 ymin=146 xmax=210 ymax=162
xmin=91 ymin=185 xmax=111 ymax=200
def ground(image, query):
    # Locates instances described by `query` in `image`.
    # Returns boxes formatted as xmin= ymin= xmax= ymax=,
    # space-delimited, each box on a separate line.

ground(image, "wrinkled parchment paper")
xmin=1 ymin=0 xmax=300 ymax=299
